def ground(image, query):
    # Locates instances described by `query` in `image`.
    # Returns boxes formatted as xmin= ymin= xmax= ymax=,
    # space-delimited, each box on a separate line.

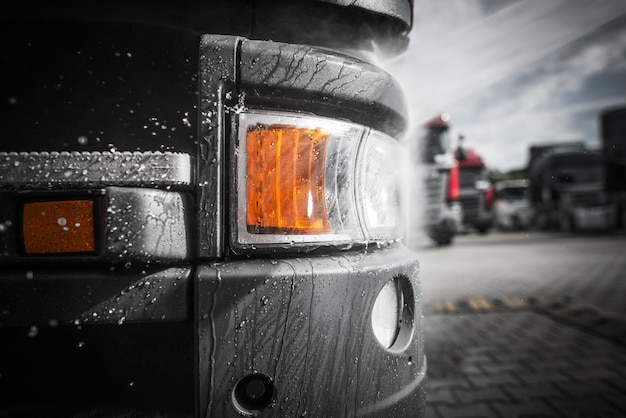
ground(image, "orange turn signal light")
xmin=22 ymin=199 xmax=96 ymax=254
xmin=246 ymin=124 xmax=330 ymax=234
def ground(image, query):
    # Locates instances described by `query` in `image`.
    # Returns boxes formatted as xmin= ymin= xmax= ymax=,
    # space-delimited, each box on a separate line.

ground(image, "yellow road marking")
xmin=468 ymin=298 xmax=492 ymax=311
xmin=435 ymin=300 xmax=457 ymax=313
xmin=502 ymin=296 xmax=527 ymax=309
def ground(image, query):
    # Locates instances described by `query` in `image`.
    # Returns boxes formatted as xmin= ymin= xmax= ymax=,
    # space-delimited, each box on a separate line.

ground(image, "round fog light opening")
xmin=371 ymin=276 xmax=414 ymax=351
xmin=232 ymin=373 xmax=275 ymax=416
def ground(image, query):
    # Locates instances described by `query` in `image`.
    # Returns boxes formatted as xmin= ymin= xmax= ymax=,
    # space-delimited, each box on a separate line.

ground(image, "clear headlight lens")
xmin=235 ymin=111 xmax=402 ymax=248
xmin=357 ymin=130 xmax=402 ymax=240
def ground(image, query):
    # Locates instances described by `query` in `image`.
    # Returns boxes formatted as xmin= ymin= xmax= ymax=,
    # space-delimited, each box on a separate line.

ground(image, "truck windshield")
xmin=553 ymin=163 xmax=603 ymax=184
xmin=459 ymin=167 xmax=486 ymax=188
xmin=422 ymin=126 xmax=450 ymax=163
xmin=603 ymin=109 xmax=626 ymax=140
xmin=1 ymin=19 xmax=198 ymax=154
xmin=500 ymin=187 xmax=528 ymax=200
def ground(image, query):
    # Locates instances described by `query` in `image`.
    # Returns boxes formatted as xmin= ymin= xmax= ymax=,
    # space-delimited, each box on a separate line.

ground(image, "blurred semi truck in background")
xmin=415 ymin=114 xmax=462 ymax=246
xmin=601 ymin=105 xmax=626 ymax=229
xmin=528 ymin=148 xmax=616 ymax=231
xmin=493 ymin=179 xmax=534 ymax=230
xmin=455 ymin=143 xmax=494 ymax=234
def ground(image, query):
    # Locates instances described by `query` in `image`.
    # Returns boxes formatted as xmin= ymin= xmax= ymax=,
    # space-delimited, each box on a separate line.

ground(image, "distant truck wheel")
xmin=433 ymin=234 xmax=453 ymax=246
xmin=536 ymin=213 xmax=549 ymax=230
xmin=476 ymin=225 xmax=490 ymax=234
xmin=559 ymin=210 xmax=576 ymax=232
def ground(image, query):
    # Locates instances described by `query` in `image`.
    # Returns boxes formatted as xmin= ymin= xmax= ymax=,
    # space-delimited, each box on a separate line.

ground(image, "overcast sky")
xmin=385 ymin=0 xmax=626 ymax=172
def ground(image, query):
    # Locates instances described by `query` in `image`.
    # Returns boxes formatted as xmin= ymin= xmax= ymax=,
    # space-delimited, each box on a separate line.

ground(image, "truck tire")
xmin=433 ymin=234 xmax=453 ymax=246
xmin=476 ymin=225 xmax=491 ymax=234
xmin=559 ymin=210 xmax=576 ymax=232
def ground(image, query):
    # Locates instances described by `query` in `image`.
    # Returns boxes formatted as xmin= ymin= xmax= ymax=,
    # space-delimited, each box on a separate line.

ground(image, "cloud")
xmin=446 ymin=18 xmax=626 ymax=171
xmin=450 ymin=97 xmax=626 ymax=172
xmin=384 ymin=0 xmax=626 ymax=172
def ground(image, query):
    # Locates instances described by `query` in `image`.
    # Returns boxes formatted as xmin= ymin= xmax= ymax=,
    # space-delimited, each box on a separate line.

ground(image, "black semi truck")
xmin=601 ymin=105 xmax=626 ymax=229
xmin=0 ymin=1 xmax=426 ymax=417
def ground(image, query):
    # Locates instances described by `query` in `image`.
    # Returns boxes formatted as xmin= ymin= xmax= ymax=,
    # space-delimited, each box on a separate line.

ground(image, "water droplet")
xmin=28 ymin=325 xmax=38 ymax=338
xmin=26 ymin=271 xmax=34 ymax=280
xmin=57 ymin=217 xmax=67 ymax=227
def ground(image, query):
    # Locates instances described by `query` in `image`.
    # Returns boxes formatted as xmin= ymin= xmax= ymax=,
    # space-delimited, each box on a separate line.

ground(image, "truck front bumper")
xmin=573 ymin=204 xmax=617 ymax=230
xmin=0 ymin=246 xmax=425 ymax=417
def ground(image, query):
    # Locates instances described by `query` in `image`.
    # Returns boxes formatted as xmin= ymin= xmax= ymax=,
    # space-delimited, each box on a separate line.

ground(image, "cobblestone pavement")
xmin=423 ymin=309 xmax=626 ymax=418
xmin=418 ymin=231 xmax=626 ymax=417
xmin=416 ymin=230 xmax=626 ymax=314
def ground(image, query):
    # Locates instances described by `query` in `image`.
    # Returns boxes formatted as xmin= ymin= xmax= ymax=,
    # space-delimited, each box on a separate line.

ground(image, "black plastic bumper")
xmin=196 ymin=246 xmax=425 ymax=417
xmin=0 ymin=246 xmax=425 ymax=417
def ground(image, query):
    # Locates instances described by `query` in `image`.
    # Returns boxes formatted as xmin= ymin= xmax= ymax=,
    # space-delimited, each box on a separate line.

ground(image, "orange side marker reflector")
xmin=246 ymin=124 xmax=330 ymax=234
xmin=22 ymin=200 xmax=95 ymax=254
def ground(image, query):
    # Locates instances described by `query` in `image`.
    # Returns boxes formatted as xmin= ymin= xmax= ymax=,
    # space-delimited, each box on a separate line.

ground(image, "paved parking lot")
xmin=416 ymin=230 xmax=626 ymax=314
xmin=418 ymin=231 xmax=626 ymax=417
xmin=424 ymin=307 xmax=626 ymax=417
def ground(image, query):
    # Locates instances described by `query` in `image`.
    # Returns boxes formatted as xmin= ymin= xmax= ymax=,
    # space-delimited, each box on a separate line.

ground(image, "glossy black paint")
xmin=196 ymin=247 xmax=425 ymax=417
xmin=238 ymin=39 xmax=408 ymax=137
xmin=1 ymin=2 xmax=424 ymax=416
xmin=3 ymin=0 xmax=411 ymax=53
xmin=0 ymin=322 xmax=195 ymax=417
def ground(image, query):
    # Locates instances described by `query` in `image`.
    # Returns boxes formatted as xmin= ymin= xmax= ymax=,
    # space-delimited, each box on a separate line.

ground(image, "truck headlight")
xmin=233 ymin=111 xmax=402 ymax=249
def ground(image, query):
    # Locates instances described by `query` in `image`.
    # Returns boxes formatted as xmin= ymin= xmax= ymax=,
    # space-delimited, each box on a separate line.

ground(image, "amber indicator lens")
xmin=22 ymin=199 xmax=96 ymax=254
xmin=246 ymin=124 xmax=331 ymax=234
